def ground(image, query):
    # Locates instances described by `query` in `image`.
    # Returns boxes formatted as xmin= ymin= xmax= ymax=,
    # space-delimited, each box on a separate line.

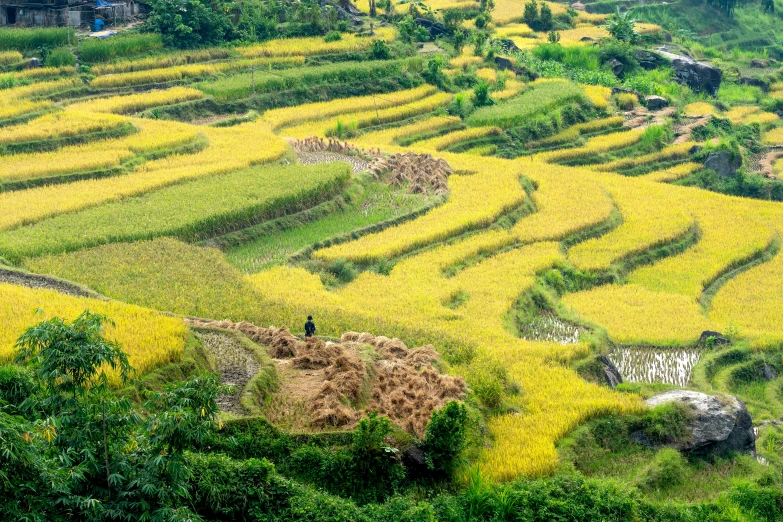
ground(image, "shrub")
xmin=188 ymin=453 xmax=276 ymax=519
xmin=324 ymin=30 xmax=342 ymax=42
xmin=423 ymin=401 xmax=469 ymax=477
xmin=44 ymin=47 xmax=75 ymax=68
xmin=637 ymin=448 xmax=686 ymax=491
xmin=371 ymin=40 xmax=390 ymax=60
xmin=472 ymin=81 xmax=493 ymax=107
xmin=0 ymin=365 xmax=36 ymax=411
xmin=328 ymin=258 xmax=359 ymax=283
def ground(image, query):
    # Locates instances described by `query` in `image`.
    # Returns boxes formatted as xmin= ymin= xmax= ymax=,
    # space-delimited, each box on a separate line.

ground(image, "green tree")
xmin=523 ymin=0 xmax=539 ymax=27
xmin=539 ymin=2 xmax=553 ymax=31
xmin=603 ymin=7 xmax=639 ymax=44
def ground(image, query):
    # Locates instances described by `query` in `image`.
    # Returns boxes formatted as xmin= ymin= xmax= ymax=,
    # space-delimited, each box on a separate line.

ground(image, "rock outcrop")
xmin=634 ymin=49 xmax=669 ymax=70
xmin=645 ymin=95 xmax=668 ymax=111
xmin=645 ymin=390 xmax=755 ymax=456
xmin=598 ymin=354 xmax=623 ymax=388
xmin=656 ymin=49 xmax=722 ymax=96
xmin=704 ymin=151 xmax=742 ymax=178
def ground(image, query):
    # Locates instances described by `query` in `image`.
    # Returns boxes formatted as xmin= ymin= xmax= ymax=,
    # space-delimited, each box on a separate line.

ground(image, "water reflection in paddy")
xmin=609 ymin=346 xmax=702 ymax=387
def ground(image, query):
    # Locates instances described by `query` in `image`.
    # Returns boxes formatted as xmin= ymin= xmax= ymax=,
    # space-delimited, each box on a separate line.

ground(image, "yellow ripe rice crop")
xmin=237 ymin=27 xmax=395 ymax=58
xmin=557 ymin=26 xmax=610 ymax=45
xmin=563 ymin=284 xmax=713 ymax=345
xmin=90 ymin=56 xmax=303 ymax=88
xmin=581 ymin=84 xmax=612 ymax=109
xmin=0 ymin=99 xmax=51 ymax=120
xmin=351 ymin=115 xmax=461 ymax=147
xmin=762 ymin=127 xmax=783 ymax=145
xmin=262 ymin=85 xmax=436 ymax=131
xmin=627 ymin=198 xmax=775 ymax=298
xmin=641 ymin=161 xmax=702 ymax=182
xmin=588 ymin=141 xmax=695 ymax=172
xmin=494 ymin=23 xmax=535 ymax=38
xmin=449 ymin=54 xmax=484 ymax=68
xmin=511 ymin=163 xmax=615 ymax=242
xmin=534 ymin=128 xmax=642 ymax=163
xmin=0 ymin=145 xmax=134 ymax=183
xmin=492 ymin=0 xmax=566 ymax=25
xmin=413 ymin=126 xmax=501 ymax=151
xmin=0 ymin=121 xmax=286 ymax=231
xmin=636 ymin=22 xmax=662 ymax=34
xmin=17 ymin=65 xmax=77 ymax=79
xmin=771 ymin=83 xmax=783 ymax=99
xmin=568 ymin=178 xmax=694 ymax=271
xmin=281 ymin=92 xmax=453 ymax=139
xmin=492 ymin=78 xmax=526 ymax=100
xmin=723 ymin=105 xmax=777 ymax=125
xmin=69 ymin=87 xmax=205 ymax=114
xmin=476 ymin=68 xmax=498 ymax=83
xmin=0 ymin=282 xmax=187 ymax=387
xmin=710 ymin=244 xmax=783 ymax=348
xmin=314 ymin=155 xmax=526 ymax=262
xmin=0 ymin=110 xmax=128 ymax=144
xmin=683 ymin=102 xmax=718 ymax=117
xmin=91 ymin=48 xmax=232 ymax=75
xmin=536 ymin=116 xmax=623 ymax=147
xmin=3 ymin=77 xmax=81 ymax=99
xmin=0 ymin=119 xmax=200 ymax=183
xmin=0 ymin=50 xmax=22 ymax=64
xmin=775 ymin=157 xmax=783 ymax=177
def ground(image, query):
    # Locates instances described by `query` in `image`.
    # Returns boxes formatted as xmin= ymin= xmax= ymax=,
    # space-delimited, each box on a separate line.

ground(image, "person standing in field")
xmin=305 ymin=315 xmax=316 ymax=338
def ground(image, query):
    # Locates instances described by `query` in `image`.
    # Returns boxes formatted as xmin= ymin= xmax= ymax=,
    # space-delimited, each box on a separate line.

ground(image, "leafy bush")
xmin=371 ymin=40 xmax=391 ymax=60
xmin=0 ymin=365 xmax=36 ymax=411
xmin=189 ymin=453 xmax=276 ymax=519
xmin=44 ymin=47 xmax=75 ymax=68
xmin=472 ymin=81 xmax=493 ymax=107
xmin=423 ymin=401 xmax=469 ymax=477
xmin=324 ymin=30 xmax=342 ymax=42
xmin=328 ymin=257 xmax=359 ymax=283
xmin=637 ymin=448 xmax=687 ymax=491
xmin=598 ymin=41 xmax=639 ymax=76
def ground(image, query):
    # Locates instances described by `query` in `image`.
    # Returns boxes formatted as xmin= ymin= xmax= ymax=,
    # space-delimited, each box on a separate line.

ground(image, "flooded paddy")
xmin=608 ymin=346 xmax=702 ymax=387
xmin=518 ymin=312 xmax=582 ymax=345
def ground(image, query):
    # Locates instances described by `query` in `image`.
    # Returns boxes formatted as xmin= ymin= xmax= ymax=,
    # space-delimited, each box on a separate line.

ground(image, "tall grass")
xmin=0 ymin=27 xmax=73 ymax=50
xmin=532 ymin=43 xmax=600 ymax=71
xmin=0 ymin=162 xmax=351 ymax=259
xmin=198 ymin=58 xmax=415 ymax=100
xmin=79 ymin=33 xmax=163 ymax=63
xmin=467 ymin=80 xmax=588 ymax=128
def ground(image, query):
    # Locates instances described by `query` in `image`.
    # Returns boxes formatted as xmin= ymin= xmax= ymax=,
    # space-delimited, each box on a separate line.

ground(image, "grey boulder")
xmin=656 ymin=50 xmax=722 ymax=96
xmin=645 ymin=95 xmax=668 ymax=111
xmin=634 ymin=49 xmax=669 ymax=70
xmin=598 ymin=354 xmax=622 ymax=388
xmin=704 ymin=151 xmax=741 ymax=178
xmin=645 ymin=390 xmax=755 ymax=456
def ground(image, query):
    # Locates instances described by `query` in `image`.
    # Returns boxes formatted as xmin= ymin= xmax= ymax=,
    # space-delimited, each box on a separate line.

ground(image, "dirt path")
xmin=0 ymin=267 xmax=104 ymax=298
xmin=199 ymin=330 xmax=260 ymax=415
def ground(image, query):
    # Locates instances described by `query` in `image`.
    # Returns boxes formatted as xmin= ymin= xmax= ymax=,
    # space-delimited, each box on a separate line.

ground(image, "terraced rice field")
xmin=5 ymin=18 xmax=783 ymax=487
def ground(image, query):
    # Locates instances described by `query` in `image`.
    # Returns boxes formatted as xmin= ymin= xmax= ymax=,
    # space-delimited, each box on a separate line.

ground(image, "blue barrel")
xmin=92 ymin=19 xmax=105 ymax=32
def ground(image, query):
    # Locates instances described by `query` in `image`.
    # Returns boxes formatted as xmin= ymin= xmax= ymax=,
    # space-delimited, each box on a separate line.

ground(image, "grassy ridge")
xmin=198 ymin=59 xmax=416 ymax=100
xmin=468 ymin=80 xmax=589 ymax=128
xmin=0 ymin=162 xmax=350 ymax=260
